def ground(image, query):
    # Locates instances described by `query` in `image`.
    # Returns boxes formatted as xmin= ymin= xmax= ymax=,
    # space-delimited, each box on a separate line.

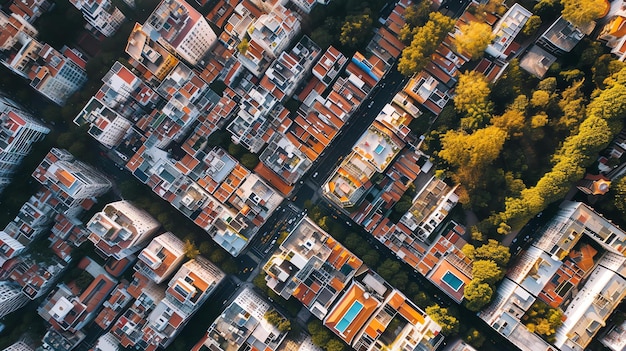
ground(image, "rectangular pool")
xmin=441 ymin=271 xmax=464 ymax=291
xmin=374 ymin=144 xmax=385 ymax=154
xmin=335 ymin=301 xmax=364 ymax=333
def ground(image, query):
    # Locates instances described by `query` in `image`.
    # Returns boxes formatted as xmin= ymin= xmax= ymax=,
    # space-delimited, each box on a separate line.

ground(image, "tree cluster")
xmin=462 ymin=240 xmax=510 ymax=311
xmin=560 ymin=0 xmax=607 ymax=28
xmin=398 ymin=13 xmax=455 ymax=76
xmin=499 ymin=67 xmax=626 ymax=230
xmin=453 ymin=22 xmax=494 ymax=60
xmin=264 ymin=310 xmax=292 ymax=333
xmin=308 ymin=320 xmax=346 ymax=351
xmin=522 ymin=300 xmax=563 ymax=342
xmin=425 ymin=304 xmax=460 ymax=335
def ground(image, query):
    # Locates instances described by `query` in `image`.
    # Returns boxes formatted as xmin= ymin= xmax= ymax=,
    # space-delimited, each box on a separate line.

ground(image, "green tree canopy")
xmin=453 ymin=22 xmax=495 ymax=60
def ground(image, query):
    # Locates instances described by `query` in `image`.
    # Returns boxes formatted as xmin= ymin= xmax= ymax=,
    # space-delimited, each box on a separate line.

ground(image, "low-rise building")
xmin=485 ymin=3 xmax=532 ymax=59
xmin=32 ymin=148 xmax=112 ymax=217
xmin=203 ymin=287 xmax=288 ymax=351
xmin=536 ymin=16 xmax=590 ymax=56
xmin=264 ymin=216 xmax=364 ymax=319
xmin=324 ymin=270 xmax=443 ymax=351
xmin=481 ymin=201 xmax=626 ymax=351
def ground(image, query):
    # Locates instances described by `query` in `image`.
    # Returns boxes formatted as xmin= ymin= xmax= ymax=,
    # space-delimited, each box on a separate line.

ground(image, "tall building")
xmin=0 ymin=95 xmax=50 ymax=194
xmin=0 ymin=281 xmax=28 ymax=318
xmin=32 ymin=148 xmax=112 ymax=217
xmin=87 ymin=200 xmax=160 ymax=260
xmin=141 ymin=0 xmax=217 ymax=66
xmin=69 ymin=0 xmax=126 ymax=37
xmin=0 ymin=12 xmax=87 ymax=105
xmin=1 ymin=341 xmax=35 ymax=351
xmin=0 ymin=230 xmax=26 ymax=268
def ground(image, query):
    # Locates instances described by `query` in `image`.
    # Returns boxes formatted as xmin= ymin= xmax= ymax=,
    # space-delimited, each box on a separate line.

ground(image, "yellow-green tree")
xmin=340 ymin=13 xmax=373 ymax=49
xmin=398 ymin=12 xmax=455 ymax=76
xmin=561 ymin=0 xmax=607 ymax=28
xmin=464 ymin=281 xmax=493 ymax=311
xmin=439 ymin=126 xmax=506 ymax=196
xmin=453 ymin=22 xmax=495 ymax=59
xmin=425 ymin=304 xmax=460 ymax=334
xmin=454 ymin=71 xmax=493 ymax=130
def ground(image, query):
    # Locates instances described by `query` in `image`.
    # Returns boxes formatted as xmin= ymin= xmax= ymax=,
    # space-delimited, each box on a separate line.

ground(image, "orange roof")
xmin=397 ymin=302 xmax=425 ymax=325
xmin=56 ymin=169 xmax=76 ymax=188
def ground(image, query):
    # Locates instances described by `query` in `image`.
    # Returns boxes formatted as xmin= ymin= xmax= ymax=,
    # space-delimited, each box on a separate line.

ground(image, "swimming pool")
xmin=335 ymin=301 xmax=364 ymax=334
xmin=441 ymin=271 xmax=464 ymax=291
xmin=374 ymin=144 xmax=385 ymax=154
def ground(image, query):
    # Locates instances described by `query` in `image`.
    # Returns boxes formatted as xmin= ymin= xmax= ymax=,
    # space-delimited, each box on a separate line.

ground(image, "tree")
xmin=490 ymin=109 xmax=525 ymax=136
xmin=425 ymin=305 xmax=460 ymax=334
xmin=530 ymin=90 xmax=551 ymax=107
xmin=377 ymin=259 xmax=401 ymax=281
xmin=241 ymin=153 xmax=259 ymax=169
xmin=398 ymin=12 xmax=455 ymax=76
xmin=560 ymin=0 xmax=607 ymax=28
xmin=472 ymin=260 xmax=504 ymax=285
xmin=339 ymin=13 xmax=373 ymax=49
xmin=453 ymin=71 xmax=493 ymax=130
xmin=324 ymin=339 xmax=345 ymax=351
xmin=464 ymin=280 xmax=493 ymax=311
xmin=474 ymin=239 xmax=511 ymax=266
xmin=439 ymin=126 xmax=507 ymax=187
xmin=614 ymin=176 xmax=626 ymax=215
xmin=210 ymin=249 xmax=225 ymax=263
xmin=556 ymin=79 xmax=585 ymax=132
xmin=237 ymin=38 xmax=249 ymax=54
xmin=522 ymin=15 xmax=542 ymax=36
xmin=183 ymin=239 xmax=200 ymax=259
xmin=453 ymin=22 xmax=494 ymax=60
xmin=464 ymin=328 xmax=486 ymax=349
xmin=523 ymin=300 xmax=563 ymax=342
xmin=404 ymin=0 xmax=433 ymax=28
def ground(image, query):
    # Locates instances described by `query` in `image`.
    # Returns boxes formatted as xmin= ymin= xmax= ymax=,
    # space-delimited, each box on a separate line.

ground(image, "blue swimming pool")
xmin=336 ymin=301 xmax=364 ymax=333
xmin=374 ymin=144 xmax=385 ymax=154
xmin=442 ymin=271 xmax=464 ymax=291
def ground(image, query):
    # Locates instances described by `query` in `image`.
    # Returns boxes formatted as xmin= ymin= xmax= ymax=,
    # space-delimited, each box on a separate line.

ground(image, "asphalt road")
xmin=309 ymin=67 xmax=407 ymax=186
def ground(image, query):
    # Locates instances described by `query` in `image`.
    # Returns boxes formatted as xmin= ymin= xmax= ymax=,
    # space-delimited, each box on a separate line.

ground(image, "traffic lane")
xmin=235 ymin=254 xmax=258 ymax=280
xmin=309 ymin=69 xmax=406 ymax=185
xmin=249 ymin=205 xmax=303 ymax=258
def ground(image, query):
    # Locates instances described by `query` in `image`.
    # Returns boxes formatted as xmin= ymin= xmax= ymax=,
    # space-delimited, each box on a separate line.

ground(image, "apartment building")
xmin=87 ymin=200 xmax=160 ymax=260
xmin=0 ymin=281 xmax=29 ymax=318
xmin=324 ymin=270 xmax=443 ymax=351
xmin=264 ymin=216 xmax=364 ymax=319
xmin=481 ymin=202 xmax=626 ymax=351
xmin=0 ymin=95 xmax=49 ymax=193
xmin=134 ymin=232 xmax=185 ymax=284
xmin=203 ymin=287 xmax=288 ymax=351
xmin=32 ymin=148 xmax=112 ymax=217
xmin=69 ymin=0 xmax=126 ymax=37
xmin=141 ymin=0 xmax=217 ymax=66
